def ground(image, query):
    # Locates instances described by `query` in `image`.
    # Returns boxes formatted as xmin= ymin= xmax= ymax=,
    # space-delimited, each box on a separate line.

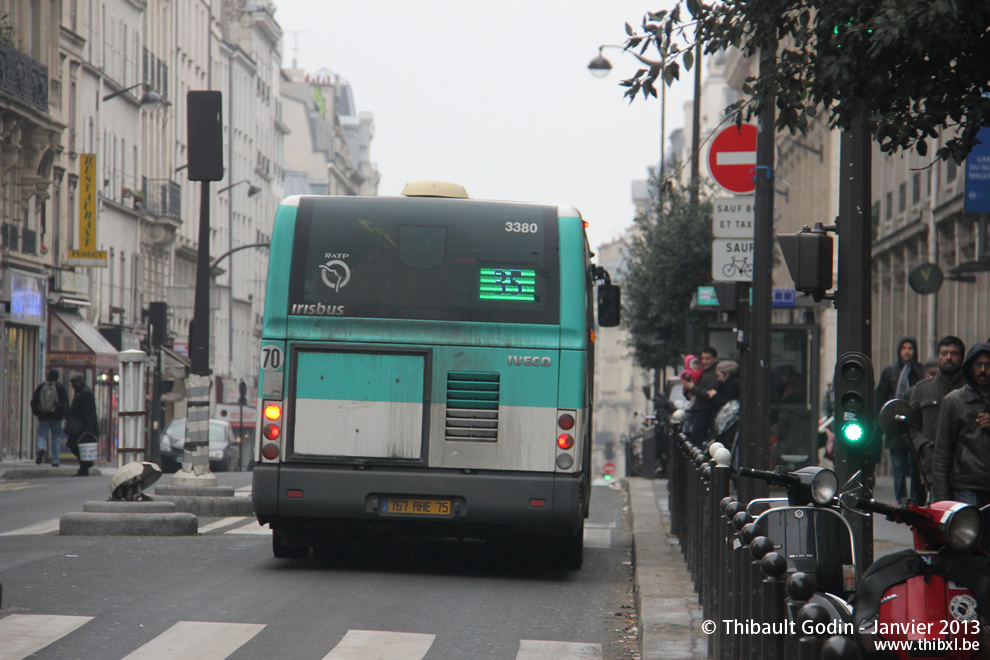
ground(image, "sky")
xmin=270 ymin=0 xmax=694 ymax=251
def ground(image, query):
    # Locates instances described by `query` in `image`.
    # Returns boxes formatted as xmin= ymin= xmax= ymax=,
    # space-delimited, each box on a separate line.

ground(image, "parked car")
xmin=159 ymin=418 xmax=240 ymax=472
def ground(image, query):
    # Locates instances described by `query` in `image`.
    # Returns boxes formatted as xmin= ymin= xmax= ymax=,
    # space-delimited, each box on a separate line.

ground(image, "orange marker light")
xmin=264 ymin=403 xmax=282 ymax=421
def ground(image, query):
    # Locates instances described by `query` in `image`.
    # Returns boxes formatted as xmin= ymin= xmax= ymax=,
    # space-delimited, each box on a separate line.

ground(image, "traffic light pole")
xmin=836 ymin=115 xmax=874 ymax=573
xmin=737 ymin=45 xmax=776 ymax=504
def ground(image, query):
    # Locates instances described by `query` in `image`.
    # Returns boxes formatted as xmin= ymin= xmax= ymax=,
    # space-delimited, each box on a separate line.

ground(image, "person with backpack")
xmin=30 ymin=368 xmax=70 ymax=467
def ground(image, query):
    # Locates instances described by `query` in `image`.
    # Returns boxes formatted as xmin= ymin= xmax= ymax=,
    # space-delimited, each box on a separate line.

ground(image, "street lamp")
xmin=588 ymin=45 xmax=666 ymax=201
xmin=102 ymin=82 xmax=165 ymax=108
xmin=217 ymin=179 xmax=261 ymax=197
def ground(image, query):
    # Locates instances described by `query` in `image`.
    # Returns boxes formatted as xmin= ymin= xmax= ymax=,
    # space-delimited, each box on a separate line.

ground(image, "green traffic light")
xmin=841 ymin=421 xmax=866 ymax=444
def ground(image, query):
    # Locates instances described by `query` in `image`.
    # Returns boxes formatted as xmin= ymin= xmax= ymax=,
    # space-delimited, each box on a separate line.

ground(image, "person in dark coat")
xmin=683 ymin=347 xmax=719 ymax=447
xmin=65 ymin=373 xmax=99 ymax=476
xmin=932 ymin=342 xmax=990 ymax=508
xmin=907 ymin=336 xmax=965 ymax=501
xmin=31 ymin=367 xmax=71 ymax=467
xmin=876 ymin=336 xmax=926 ymax=503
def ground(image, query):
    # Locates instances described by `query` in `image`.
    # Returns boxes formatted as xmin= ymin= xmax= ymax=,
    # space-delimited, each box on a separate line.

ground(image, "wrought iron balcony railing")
xmin=0 ymin=40 xmax=48 ymax=112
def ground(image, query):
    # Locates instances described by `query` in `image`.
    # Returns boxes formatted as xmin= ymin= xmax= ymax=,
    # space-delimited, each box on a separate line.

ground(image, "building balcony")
xmin=0 ymin=40 xmax=48 ymax=112
xmin=142 ymin=178 xmax=182 ymax=246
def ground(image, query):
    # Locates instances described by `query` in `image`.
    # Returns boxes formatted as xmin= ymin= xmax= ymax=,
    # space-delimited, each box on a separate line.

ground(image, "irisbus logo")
xmin=508 ymin=356 xmax=552 ymax=367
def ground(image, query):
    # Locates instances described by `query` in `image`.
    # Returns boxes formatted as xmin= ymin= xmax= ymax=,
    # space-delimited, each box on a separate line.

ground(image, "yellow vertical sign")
xmin=68 ymin=153 xmax=107 ymax=267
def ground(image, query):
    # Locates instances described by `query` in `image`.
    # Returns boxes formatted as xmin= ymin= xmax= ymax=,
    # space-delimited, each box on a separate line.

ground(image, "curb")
xmin=59 ymin=511 xmax=198 ymax=536
xmin=1 ymin=466 xmax=105 ymax=480
xmin=628 ymin=477 xmax=707 ymax=659
xmin=152 ymin=495 xmax=254 ymax=517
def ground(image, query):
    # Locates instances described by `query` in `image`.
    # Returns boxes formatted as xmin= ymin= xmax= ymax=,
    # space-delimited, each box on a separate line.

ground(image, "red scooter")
xmin=833 ymin=401 xmax=990 ymax=659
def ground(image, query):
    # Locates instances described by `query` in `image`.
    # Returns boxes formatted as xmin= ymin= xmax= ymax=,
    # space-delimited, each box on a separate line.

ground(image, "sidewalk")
xmin=0 ymin=458 xmax=108 ymax=480
xmin=627 ymin=473 xmax=910 ymax=659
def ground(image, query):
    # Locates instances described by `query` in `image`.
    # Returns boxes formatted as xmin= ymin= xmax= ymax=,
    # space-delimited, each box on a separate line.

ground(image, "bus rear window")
xmin=287 ymin=197 xmax=560 ymax=324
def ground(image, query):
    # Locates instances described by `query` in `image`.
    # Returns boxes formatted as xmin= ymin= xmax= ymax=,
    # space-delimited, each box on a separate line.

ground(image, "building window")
xmin=898 ymin=183 xmax=906 ymax=213
xmin=912 ymin=172 xmax=922 ymax=205
xmin=947 ymin=159 xmax=957 ymax=182
xmin=886 ymin=192 xmax=893 ymax=220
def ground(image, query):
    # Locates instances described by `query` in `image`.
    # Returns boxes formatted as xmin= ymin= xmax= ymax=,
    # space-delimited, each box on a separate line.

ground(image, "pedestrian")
xmin=683 ymin=347 xmax=719 ymax=447
xmin=932 ymin=342 xmax=990 ymax=510
xmin=876 ymin=336 xmax=926 ymax=503
xmin=924 ymin=360 xmax=939 ymax=379
xmin=907 ymin=336 xmax=965 ymax=502
xmin=707 ymin=360 xmax=740 ymax=448
xmin=30 ymin=367 xmax=70 ymax=467
xmin=65 ymin=373 xmax=99 ymax=477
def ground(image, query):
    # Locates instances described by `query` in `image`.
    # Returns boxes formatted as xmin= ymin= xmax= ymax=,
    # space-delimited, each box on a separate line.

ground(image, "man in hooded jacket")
xmin=876 ymin=336 xmax=926 ymax=503
xmin=932 ymin=342 xmax=990 ymax=507
xmin=907 ymin=336 xmax=965 ymax=501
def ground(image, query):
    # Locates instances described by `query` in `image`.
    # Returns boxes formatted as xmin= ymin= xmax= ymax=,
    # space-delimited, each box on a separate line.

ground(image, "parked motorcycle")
xmin=831 ymin=402 xmax=990 ymax=659
xmin=737 ymin=464 xmax=858 ymax=601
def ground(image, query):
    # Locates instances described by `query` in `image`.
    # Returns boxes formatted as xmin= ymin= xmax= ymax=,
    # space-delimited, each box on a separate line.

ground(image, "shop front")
xmin=47 ymin=309 xmax=121 ymax=463
xmin=0 ymin=268 xmax=47 ymax=461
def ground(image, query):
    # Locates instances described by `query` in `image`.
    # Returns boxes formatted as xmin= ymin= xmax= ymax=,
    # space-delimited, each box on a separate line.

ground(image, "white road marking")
xmin=583 ymin=528 xmax=611 ymax=548
xmin=516 ymin=640 xmax=602 ymax=659
xmin=225 ymin=521 xmax=272 ymax=535
xmin=198 ymin=517 xmax=251 ymax=534
xmin=323 ymin=630 xmax=435 ymax=660
xmin=122 ymin=621 xmax=264 ymax=660
xmin=0 ymin=518 xmax=61 ymax=536
xmin=0 ymin=614 xmax=93 ymax=660
xmin=234 ymin=486 xmax=252 ymax=498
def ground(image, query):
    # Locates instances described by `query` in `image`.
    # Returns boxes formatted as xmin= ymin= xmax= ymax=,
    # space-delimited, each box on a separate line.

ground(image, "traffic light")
xmin=776 ymin=223 xmax=834 ymax=301
xmin=834 ymin=352 xmax=877 ymax=460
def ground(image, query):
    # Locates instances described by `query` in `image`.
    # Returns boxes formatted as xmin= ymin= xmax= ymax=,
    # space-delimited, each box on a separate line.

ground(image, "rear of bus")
xmin=252 ymin=193 xmax=597 ymax=568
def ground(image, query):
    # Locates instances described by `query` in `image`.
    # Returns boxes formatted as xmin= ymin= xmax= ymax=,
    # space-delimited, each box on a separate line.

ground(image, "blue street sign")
xmin=965 ymin=127 xmax=990 ymax=214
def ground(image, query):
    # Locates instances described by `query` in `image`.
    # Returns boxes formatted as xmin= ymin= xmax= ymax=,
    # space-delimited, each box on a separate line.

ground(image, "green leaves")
xmin=618 ymin=0 xmax=990 ymax=162
xmin=620 ymin=183 xmax=714 ymax=370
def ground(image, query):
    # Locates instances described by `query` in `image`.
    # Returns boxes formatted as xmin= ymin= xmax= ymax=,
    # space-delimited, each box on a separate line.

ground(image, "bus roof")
xmin=400 ymin=181 xmax=470 ymax=198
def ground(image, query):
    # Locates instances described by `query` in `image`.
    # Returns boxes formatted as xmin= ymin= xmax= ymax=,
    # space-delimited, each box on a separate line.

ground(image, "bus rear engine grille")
xmin=445 ymin=371 xmax=499 ymax=442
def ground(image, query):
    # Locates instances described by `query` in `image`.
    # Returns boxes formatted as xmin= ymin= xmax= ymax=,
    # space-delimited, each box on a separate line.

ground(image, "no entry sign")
xmin=708 ymin=124 xmax=758 ymax=194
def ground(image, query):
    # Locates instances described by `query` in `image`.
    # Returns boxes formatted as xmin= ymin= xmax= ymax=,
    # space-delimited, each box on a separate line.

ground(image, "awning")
xmin=48 ymin=310 xmax=120 ymax=370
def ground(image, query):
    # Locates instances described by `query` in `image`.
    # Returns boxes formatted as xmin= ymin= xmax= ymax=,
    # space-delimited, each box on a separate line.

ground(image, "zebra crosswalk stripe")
xmin=122 ymin=621 xmax=265 ymax=660
xmin=0 ymin=518 xmax=61 ymax=537
xmin=516 ymin=640 xmax=603 ymax=659
xmin=322 ymin=629 xmax=435 ymax=660
xmin=0 ymin=616 xmax=602 ymax=659
xmin=0 ymin=614 xmax=93 ymax=660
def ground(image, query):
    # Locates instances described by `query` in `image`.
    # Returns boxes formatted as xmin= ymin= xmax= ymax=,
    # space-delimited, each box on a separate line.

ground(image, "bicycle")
xmin=721 ymin=255 xmax=754 ymax=278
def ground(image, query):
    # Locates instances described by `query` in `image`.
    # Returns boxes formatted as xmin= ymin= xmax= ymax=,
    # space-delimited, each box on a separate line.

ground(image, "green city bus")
xmin=251 ymin=183 xmax=619 ymax=569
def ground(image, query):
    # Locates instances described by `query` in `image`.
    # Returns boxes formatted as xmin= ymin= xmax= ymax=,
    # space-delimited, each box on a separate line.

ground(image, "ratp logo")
xmin=319 ymin=260 xmax=351 ymax=291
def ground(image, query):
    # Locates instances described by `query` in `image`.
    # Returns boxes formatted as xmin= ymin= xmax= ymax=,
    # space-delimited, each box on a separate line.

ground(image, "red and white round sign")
xmin=603 ymin=462 xmax=616 ymax=476
xmin=707 ymin=124 xmax=758 ymax=194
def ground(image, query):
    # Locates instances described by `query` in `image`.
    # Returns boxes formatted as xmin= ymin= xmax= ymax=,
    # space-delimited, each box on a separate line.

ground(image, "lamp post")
xmin=102 ymin=82 xmax=165 ymax=108
xmin=216 ymin=179 xmax=261 ymax=376
xmin=588 ymin=44 xmax=666 ymax=202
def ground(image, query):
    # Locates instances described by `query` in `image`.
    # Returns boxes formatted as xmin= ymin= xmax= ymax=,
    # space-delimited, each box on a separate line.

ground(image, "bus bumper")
xmin=252 ymin=464 xmax=583 ymax=538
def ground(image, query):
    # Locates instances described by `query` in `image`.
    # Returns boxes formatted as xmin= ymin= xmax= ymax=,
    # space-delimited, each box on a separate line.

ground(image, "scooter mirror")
xmin=878 ymin=399 xmax=921 ymax=437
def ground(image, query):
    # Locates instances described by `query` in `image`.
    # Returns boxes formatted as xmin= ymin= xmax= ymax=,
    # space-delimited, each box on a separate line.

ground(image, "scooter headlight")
xmin=943 ymin=504 xmax=981 ymax=551
xmin=810 ymin=469 xmax=838 ymax=505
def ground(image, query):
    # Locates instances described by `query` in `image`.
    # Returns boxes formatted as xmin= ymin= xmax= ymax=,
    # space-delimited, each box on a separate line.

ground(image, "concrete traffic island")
xmin=59 ymin=499 xmax=198 ymax=536
xmin=153 ymin=484 xmax=254 ymax=517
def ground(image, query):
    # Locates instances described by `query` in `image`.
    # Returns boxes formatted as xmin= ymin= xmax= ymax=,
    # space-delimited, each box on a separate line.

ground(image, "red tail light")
xmin=557 ymin=433 xmax=574 ymax=450
xmin=263 ymin=424 xmax=281 ymax=440
xmin=557 ymin=413 xmax=575 ymax=430
xmin=261 ymin=442 xmax=280 ymax=460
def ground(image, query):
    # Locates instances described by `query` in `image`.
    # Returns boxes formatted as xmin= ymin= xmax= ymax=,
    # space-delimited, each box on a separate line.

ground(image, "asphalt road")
xmin=0 ymin=472 xmax=636 ymax=659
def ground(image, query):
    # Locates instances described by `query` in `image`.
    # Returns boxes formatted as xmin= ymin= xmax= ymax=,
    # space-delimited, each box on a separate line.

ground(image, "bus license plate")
xmin=382 ymin=497 xmax=451 ymax=516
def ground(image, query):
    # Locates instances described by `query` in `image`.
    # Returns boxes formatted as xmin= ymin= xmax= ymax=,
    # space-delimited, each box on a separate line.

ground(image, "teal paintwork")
xmin=295 ymin=351 xmax=425 ymax=403
xmin=261 ymin=198 xmax=591 ymax=411
xmin=557 ymin=213 xmax=589 ymax=351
